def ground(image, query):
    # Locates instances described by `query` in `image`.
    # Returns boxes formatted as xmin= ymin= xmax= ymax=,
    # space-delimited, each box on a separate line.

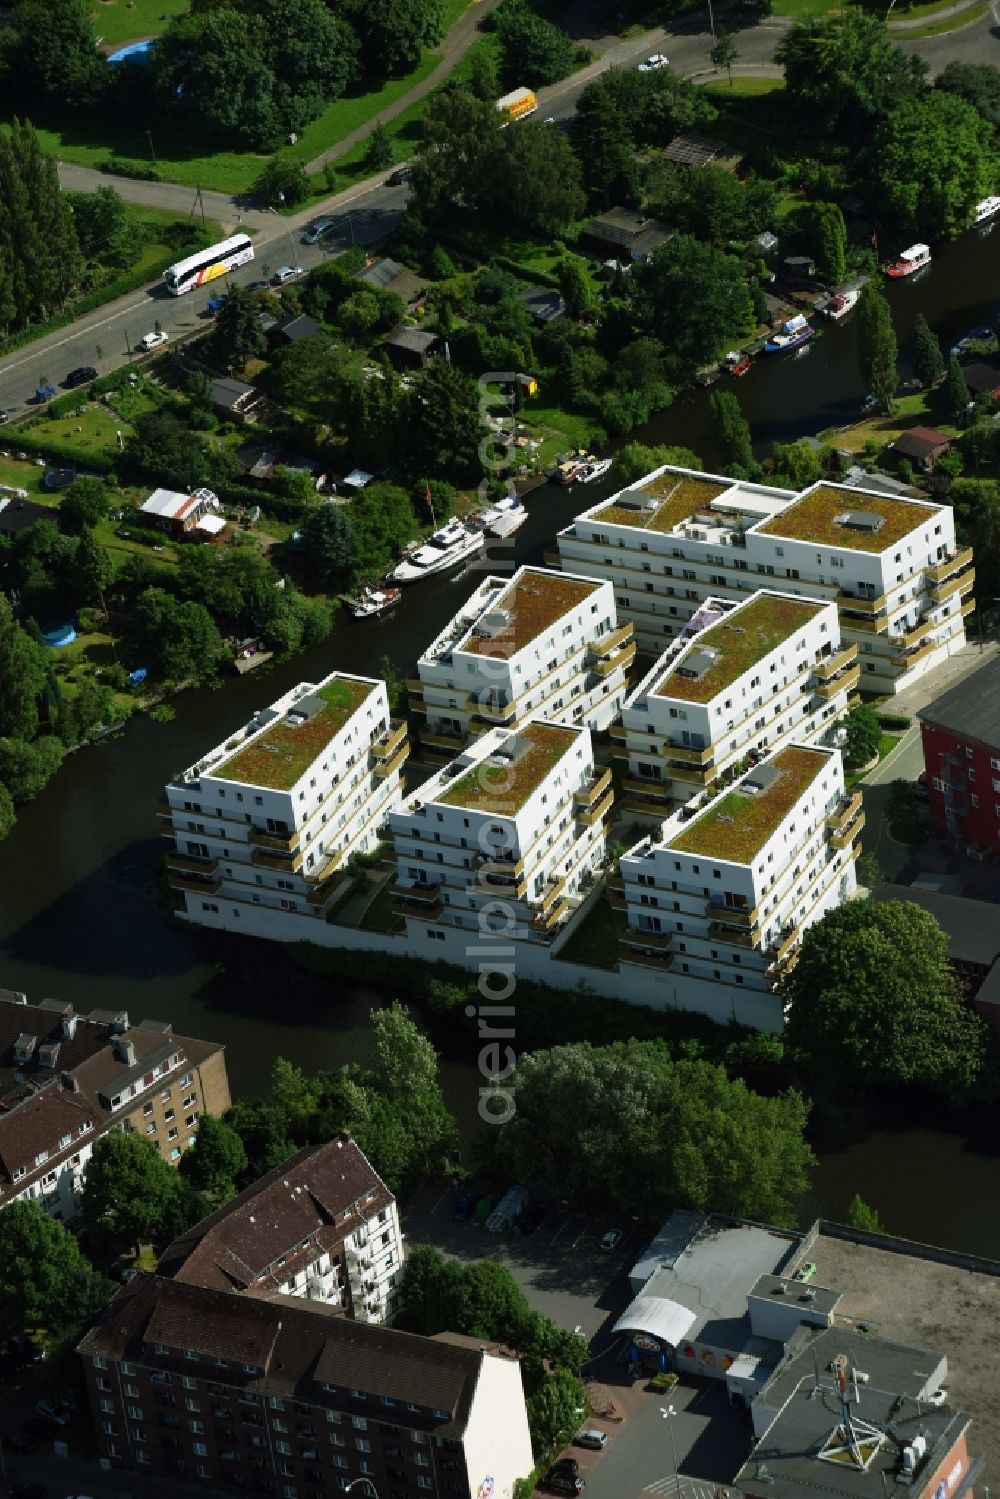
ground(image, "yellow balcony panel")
xmin=814 ymin=645 xmax=859 ymax=681
xmin=407 ymin=695 xmax=427 ymax=715
xmin=592 ymin=644 xmax=637 ymax=677
xmin=815 ymin=663 xmax=862 ymax=700
xmin=391 ymin=879 xmax=443 ymax=903
xmin=839 ymin=615 xmax=883 ymax=635
xmin=609 ymin=723 xmax=627 ymax=743
xmin=165 ymin=852 xmax=219 ymax=876
xmin=928 ymin=574 xmax=965 ymax=606
xmin=959 ymin=572 xmax=976 ymax=596
xmin=830 ymin=810 xmax=866 ymax=850
xmin=891 ymin=636 xmax=940 ymax=670
xmin=767 ymin=924 xmax=801 ymax=967
xmin=623 ymin=774 xmax=671 ymax=798
xmin=836 ymin=590 xmax=887 ymax=615
xmin=606 ymin=888 xmax=627 ymax=911
xmin=169 ymin=873 xmax=222 ymax=896
xmin=247 ymin=826 xmax=298 ymax=852
xmin=926 ymin=546 xmax=974 ymax=583
xmin=537 ymin=873 xmax=568 ymax=914
xmin=826 ymin=790 xmax=863 ymax=833
xmin=715 ymin=902 xmax=759 ymax=928
xmin=532 ymin=897 xmax=570 ymax=931
xmin=575 ymin=768 xmax=613 ymax=807
xmin=373 ymin=719 xmax=408 ymax=760
xmin=374 ymin=744 xmax=410 ymax=780
xmin=962 ymin=597 xmax=976 ymax=617
xmin=543 ymin=547 xmax=562 ymax=568
xmin=667 ymin=742 xmax=714 ymax=767
xmin=620 ymin=926 xmax=672 ymax=950
xmin=578 ymin=789 xmax=614 ymax=826
xmin=605 ymin=873 xmax=625 ymax=894
xmin=894 ymin=615 xmax=937 ymax=651
xmin=252 ymin=846 xmax=304 ymax=873
xmin=707 ymin=921 xmax=755 ymax=947
xmin=419 ymin=728 xmax=467 ymax=752
xmin=591 ymin=623 xmax=635 ymax=659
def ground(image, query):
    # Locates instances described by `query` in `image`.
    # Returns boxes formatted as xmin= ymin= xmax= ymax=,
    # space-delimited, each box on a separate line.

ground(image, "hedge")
xmin=877 ymin=712 xmax=911 ymax=731
xmin=7 ymin=427 xmax=116 ymax=474
xmin=490 ymin=255 xmax=559 ymax=289
xmin=101 ymin=157 xmax=161 ymax=182
xmin=213 ymin=480 xmax=311 ymax=521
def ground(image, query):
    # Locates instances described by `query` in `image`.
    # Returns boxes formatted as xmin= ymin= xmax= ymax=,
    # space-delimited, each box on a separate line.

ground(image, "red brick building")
xmin=918 ymin=658 xmax=1000 ymax=856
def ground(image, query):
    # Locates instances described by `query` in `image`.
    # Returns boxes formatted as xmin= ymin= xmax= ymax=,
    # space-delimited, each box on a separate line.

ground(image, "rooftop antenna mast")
xmin=816 ymin=1355 xmax=887 ymax=1474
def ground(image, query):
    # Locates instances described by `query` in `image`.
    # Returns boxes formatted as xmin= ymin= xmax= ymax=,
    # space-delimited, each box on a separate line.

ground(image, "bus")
xmin=162 ymin=233 xmax=254 ymax=295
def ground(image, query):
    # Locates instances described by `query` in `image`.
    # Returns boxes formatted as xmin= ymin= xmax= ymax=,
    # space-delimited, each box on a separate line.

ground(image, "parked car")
xmin=637 ymin=53 xmax=669 ymax=71
xmin=63 ymin=366 xmax=97 ymax=389
xmin=548 ymin=1459 xmax=579 ymax=1479
xmin=301 ymin=217 xmax=335 ymax=244
xmin=0 ymin=409 xmax=9 ymax=423
xmin=387 ymin=166 xmax=413 ymax=186
xmin=34 ymin=383 xmax=56 ymax=402
xmin=138 ymin=330 xmax=168 ymax=351
xmin=273 ymin=265 xmax=304 ymax=284
xmin=574 ymin=1429 xmax=608 ymax=1451
xmin=452 ymin=1193 xmax=476 ymax=1222
xmin=206 ymin=293 xmax=228 ymax=315
xmin=244 ymin=280 xmax=269 ymax=294
xmin=600 ymin=1227 xmax=624 ymax=1252
xmin=543 ymin=1474 xmax=584 ymax=1495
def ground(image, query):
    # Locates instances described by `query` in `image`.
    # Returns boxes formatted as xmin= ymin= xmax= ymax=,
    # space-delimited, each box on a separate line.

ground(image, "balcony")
xmin=891 ymin=636 xmax=940 ymax=670
xmin=814 ymin=663 xmax=861 ymax=700
xmin=590 ymin=623 xmax=635 ymax=660
xmin=893 ymin=615 xmax=936 ymax=652
xmin=169 ymin=873 xmax=222 ymax=896
xmin=305 ymin=869 xmax=349 ymax=908
xmin=419 ymin=726 xmax=467 ymax=752
xmin=623 ymin=773 xmax=671 ymax=798
xmin=836 ymin=589 xmax=887 ymax=615
xmin=813 ymin=645 xmax=859 ymax=682
xmin=928 ymin=573 xmax=967 ymax=607
xmin=247 ymin=826 xmax=298 ymax=853
xmin=620 ymin=947 xmax=675 ymax=971
xmin=709 ymin=901 xmax=759 ymax=928
xmin=536 ymin=872 xmax=568 ymax=914
xmin=155 ymin=796 xmax=174 ymax=827
xmin=926 ymin=545 xmax=973 ymax=583
xmin=392 ymin=895 xmax=445 ymax=922
xmin=165 ymin=851 xmax=219 ymax=876
xmin=766 ymin=924 xmax=801 ymax=968
xmin=620 ymin=926 xmax=672 ymax=950
xmin=373 ymin=719 xmax=408 ymax=761
xmin=962 ymin=596 xmax=976 ymax=618
xmin=666 ymin=741 xmax=713 ymax=767
xmin=830 ymin=810 xmax=866 ymax=850
xmin=532 ymin=897 xmax=570 ymax=931
xmin=826 ymin=790 xmax=863 ymax=834
xmin=605 ymin=872 xmax=625 ymax=894
xmin=605 ymin=884 xmax=627 ymax=911
xmin=469 ymin=700 xmax=517 ymax=730
xmin=252 ymin=846 xmax=304 ymax=873
xmin=592 ymin=642 xmax=637 ymax=677
xmin=577 ymin=789 xmax=614 ymax=826
xmin=543 ymin=546 xmax=561 ymax=568
xmin=574 ymin=768 xmax=613 ymax=807
xmin=838 ymin=614 xmax=883 ymax=634
xmin=707 ymin=921 xmax=755 ymax=948
xmin=407 ymin=694 xmax=428 ymax=716
xmin=609 ymin=723 xmax=627 ymax=743
xmin=374 ymin=743 xmax=410 ymax=780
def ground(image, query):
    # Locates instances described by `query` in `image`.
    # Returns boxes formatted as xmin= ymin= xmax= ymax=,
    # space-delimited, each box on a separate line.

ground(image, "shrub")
xmin=877 ymin=712 xmax=910 ymax=731
xmin=10 ymin=429 xmax=116 ymax=473
xmin=102 ymin=157 xmax=161 ymax=181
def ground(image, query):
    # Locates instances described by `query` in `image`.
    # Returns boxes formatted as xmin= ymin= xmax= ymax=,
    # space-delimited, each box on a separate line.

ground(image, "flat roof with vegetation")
xmin=668 ymin=745 xmax=829 ymax=863
xmin=213 ymin=677 xmax=376 ymax=790
xmin=597 ymin=472 xmax=730 ymax=532
xmin=756 ymin=484 xmax=938 ymax=552
xmin=436 ymin=722 xmax=578 ymax=815
xmin=655 ymin=595 xmax=824 ymax=704
xmin=463 ymin=571 xmax=599 ymax=656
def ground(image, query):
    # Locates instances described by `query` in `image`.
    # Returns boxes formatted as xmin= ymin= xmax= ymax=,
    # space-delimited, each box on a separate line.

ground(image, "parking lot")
xmin=403 ymin=1179 xmax=644 ymax=1346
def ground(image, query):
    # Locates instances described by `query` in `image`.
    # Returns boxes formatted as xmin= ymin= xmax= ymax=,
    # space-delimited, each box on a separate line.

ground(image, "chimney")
xmin=61 ymin=1071 xmax=80 ymax=1092
xmin=62 ymin=1014 xmax=78 ymax=1040
xmin=113 ymin=1036 xmax=137 ymax=1067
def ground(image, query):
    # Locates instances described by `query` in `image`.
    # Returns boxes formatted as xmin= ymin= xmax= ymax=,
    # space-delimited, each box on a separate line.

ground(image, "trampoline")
xmin=106 ymin=39 xmax=157 ymax=63
xmin=42 ymin=623 xmax=77 ymax=648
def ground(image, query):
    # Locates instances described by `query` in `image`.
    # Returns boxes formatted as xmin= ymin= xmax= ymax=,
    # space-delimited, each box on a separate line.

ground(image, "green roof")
xmin=668 ymin=745 xmax=829 ymax=863
xmin=655 ymin=595 xmax=823 ymax=703
xmin=597 ymin=473 xmax=729 ymax=532
xmin=437 ymin=722 xmax=578 ymax=815
xmin=212 ymin=677 xmax=376 ymax=790
xmin=756 ymin=484 xmax=938 ymax=552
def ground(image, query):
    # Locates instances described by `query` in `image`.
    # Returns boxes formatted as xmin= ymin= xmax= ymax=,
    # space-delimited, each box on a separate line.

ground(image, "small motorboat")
xmin=575 ymin=457 xmax=613 ymax=484
xmin=885 ymin=243 xmax=931 ymax=278
xmin=481 ymin=497 xmax=529 ymax=537
xmin=729 ymin=357 xmax=751 ymax=377
xmin=349 ymin=585 xmax=401 ymax=619
xmin=973 ymin=196 xmax=1000 ymax=226
xmin=764 ymin=314 xmax=813 ymax=353
xmin=823 ymin=288 xmax=859 ymax=320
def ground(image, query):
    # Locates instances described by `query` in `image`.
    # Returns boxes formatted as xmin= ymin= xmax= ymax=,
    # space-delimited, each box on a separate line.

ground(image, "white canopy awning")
xmin=613 ymin=1295 xmax=697 ymax=1348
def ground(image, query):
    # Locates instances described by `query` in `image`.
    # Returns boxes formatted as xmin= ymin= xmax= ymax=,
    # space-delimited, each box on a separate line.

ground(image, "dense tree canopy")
xmin=346 ymin=0 xmax=443 ymax=74
xmin=0 ymin=0 xmax=106 ymax=110
xmin=0 ymin=1200 xmax=110 ymax=1347
xmin=80 ymin=1132 xmax=206 ymax=1255
xmin=776 ymin=12 xmax=926 ymax=144
xmin=409 ymin=361 xmax=484 ymax=484
xmin=573 ymin=67 xmax=713 ymax=203
xmin=478 ymin=1040 xmax=814 ymax=1225
xmin=0 ymin=595 xmax=47 ymax=741
xmin=492 ymin=0 xmax=579 ymax=88
xmin=646 ymin=163 xmax=776 ymax=250
xmin=935 ymin=62 xmax=1000 ymax=131
xmin=134 ymin=587 xmax=226 ymax=683
xmin=783 ymin=901 xmax=987 ymax=1096
xmin=856 ymin=280 xmax=898 ymax=414
xmin=0 ymin=735 xmax=64 ymax=802
xmin=630 ymin=236 xmax=754 ymax=380
xmin=868 ymin=92 xmax=991 ymax=235
xmin=0 ymin=119 xmax=84 ymax=332
xmin=180 ymin=1114 xmax=248 ymax=1199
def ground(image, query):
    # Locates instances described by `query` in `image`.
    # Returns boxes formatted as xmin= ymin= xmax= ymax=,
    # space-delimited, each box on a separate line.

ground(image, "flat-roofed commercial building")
xmin=554 ymin=466 xmax=972 ymax=694
xmin=161 ymin=671 xmax=408 ymax=936
xmin=409 ymin=566 xmax=633 ymax=759
xmin=617 ymin=743 xmax=860 ymax=1029
xmin=388 ymin=720 xmax=609 ymax=945
xmin=619 ymin=588 xmax=857 ymax=818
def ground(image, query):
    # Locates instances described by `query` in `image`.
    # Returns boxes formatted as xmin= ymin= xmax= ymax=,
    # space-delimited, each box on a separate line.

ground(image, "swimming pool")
xmin=106 ymin=39 xmax=156 ymax=63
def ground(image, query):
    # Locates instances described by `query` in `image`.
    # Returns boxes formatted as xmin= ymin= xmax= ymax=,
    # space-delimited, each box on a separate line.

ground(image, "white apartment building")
xmin=614 ymin=743 xmax=861 ymax=1030
xmin=554 ymin=467 xmax=974 ymax=695
xmin=618 ymin=588 xmax=859 ymax=818
xmin=388 ymin=719 xmax=611 ymax=944
xmin=409 ymin=565 xmax=634 ymax=759
xmin=162 ymin=671 xmax=408 ymax=934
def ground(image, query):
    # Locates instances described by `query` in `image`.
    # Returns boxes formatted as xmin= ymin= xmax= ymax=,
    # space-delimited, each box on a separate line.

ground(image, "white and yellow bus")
xmin=162 ymin=233 xmax=254 ymax=295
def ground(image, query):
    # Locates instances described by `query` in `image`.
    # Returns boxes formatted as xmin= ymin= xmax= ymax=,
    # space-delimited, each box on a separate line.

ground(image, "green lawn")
xmin=35 ymin=404 xmax=133 ymax=454
xmin=0 ymin=456 xmax=47 ymax=496
xmin=824 ymin=390 xmax=960 ymax=456
xmin=359 ymin=879 xmax=404 ymax=934
xmin=702 ymin=76 xmax=784 ymax=96
xmin=90 ymin=0 xmax=189 ymax=48
xmin=895 ymin=1 xmax=987 ymax=33
xmin=558 ymin=896 xmax=624 ymax=970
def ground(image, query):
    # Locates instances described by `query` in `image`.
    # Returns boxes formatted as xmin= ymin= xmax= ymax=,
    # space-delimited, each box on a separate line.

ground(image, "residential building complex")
xmin=553 ymin=466 xmax=973 ymax=693
xmin=388 ymin=719 xmax=610 ymax=944
xmin=409 ymin=566 xmax=634 ymax=759
xmin=917 ymin=655 xmax=1000 ymax=855
xmin=162 ymin=671 xmax=409 ymax=936
xmin=0 ymin=991 xmax=229 ymax=1219
xmin=158 ymin=1137 xmax=404 ymax=1324
xmin=617 ymin=587 xmax=857 ymax=817
xmin=613 ymin=742 xmax=860 ymax=1029
xmin=78 ymin=1274 xmax=533 ymax=1499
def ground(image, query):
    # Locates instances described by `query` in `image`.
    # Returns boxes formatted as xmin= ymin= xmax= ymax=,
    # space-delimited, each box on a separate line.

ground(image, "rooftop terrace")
xmin=435 ymin=722 xmax=578 ymax=815
xmin=668 ymin=745 xmax=830 ymax=863
xmin=597 ymin=472 xmax=731 ymax=531
xmin=655 ymin=594 xmax=823 ymax=704
xmin=756 ymin=484 xmax=938 ymax=552
xmin=462 ymin=570 xmax=598 ymax=656
xmin=212 ymin=676 xmax=376 ymax=790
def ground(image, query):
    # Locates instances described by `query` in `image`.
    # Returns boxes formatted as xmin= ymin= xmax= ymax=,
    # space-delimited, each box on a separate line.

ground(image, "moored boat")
xmin=729 ymin=357 xmax=751 ymax=377
xmin=885 ymin=243 xmax=931 ymax=278
xmin=349 ymin=585 xmax=401 ymax=619
xmin=764 ymin=314 xmax=813 ymax=354
xmin=390 ymin=520 xmax=483 ymax=583
xmin=974 ymin=196 xmax=1000 ymax=226
xmin=822 ymin=287 xmax=859 ymax=320
xmin=575 ymin=457 xmax=613 ymax=484
xmin=481 ymin=497 xmax=529 ymax=538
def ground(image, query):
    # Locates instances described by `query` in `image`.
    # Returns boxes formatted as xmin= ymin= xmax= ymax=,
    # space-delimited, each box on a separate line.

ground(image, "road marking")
xmin=430 ymin=1187 xmax=451 ymax=1216
xmin=549 ymin=1216 xmax=571 ymax=1245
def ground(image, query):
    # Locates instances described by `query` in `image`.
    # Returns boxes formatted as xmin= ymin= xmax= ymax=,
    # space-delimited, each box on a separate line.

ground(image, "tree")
xmin=71 ymin=529 xmax=113 ymax=607
xmin=847 ymin=1194 xmax=887 ymax=1233
xmin=410 ymin=88 xmax=505 ymax=227
xmin=409 ymin=360 xmax=483 ymax=484
xmin=466 ymin=43 xmax=499 ymax=102
xmin=134 ymin=587 xmax=226 ymax=683
xmin=0 ymin=1199 xmax=110 ymax=1347
xmin=856 ymin=851 xmax=882 ymax=888
xmin=299 ymin=503 xmax=353 ymax=586
xmin=769 ymin=439 xmax=823 ymax=490
xmin=179 ymin=1113 xmax=248 ymax=1199
xmin=0 ymin=0 xmax=106 ymax=110
xmin=646 ymin=162 xmax=776 ymax=251
xmin=942 ymin=352 xmax=970 ymax=423
xmin=805 ymin=201 xmax=847 ymax=285
xmin=614 ymin=442 xmax=702 ymax=484
xmin=0 ymin=595 xmax=47 ymax=741
xmin=353 ymin=0 xmax=443 ymax=73
xmin=370 ymin=1003 xmax=457 ymax=1173
xmin=840 ymin=702 xmax=880 ymax=765
xmin=783 ymin=901 xmax=986 ymax=1096
xmin=856 ymin=279 xmax=897 ymax=414
xmin=911 ymin=313 xmax=944 ymax=388
xmin=66 ymin=186 xmax=141 ymax=268
xmin=253 ymin=155 xmax=311 ymax=208
xmin=630 ymin=236 xmax=753 ymax=381
xmin=0 ymin=119 xmax=84 ymax=329
xmin=80 ymin=1131 xmax=205 ymax=1255
xmin=527 ymin=1367 xmax=587 ymax=1457
xmin=211 ymin=282 xmax=268 ymax=373
xmin=710 ymin=30 xmax=737 ymax=86
xmin=776 ymin=12 xmax=925 ymax=145
xmin=555 ymin=258 xmax=596 ymax=322
xmin=502 ymin=123 xmax=585 ymax=236
xmin=59 ymin=475 xmax=110 ymax=535
xmin=124 ymin=409 xmax=208 ymax=491
xmin=493 ymin=0 xmax=577 ymax=87
xmin=365 ymin=121 xmax=394 ymax=172
xmin=708 ymin=389 xmax=753 ymax=472
xmin=0 ymin=735 xmax=64 ymax=802
xmin=935 ymin=61 xmax=1000 ymax=130
xmin=869 ymin=93 xmax=991 ymax=237
xmin=0 ymin=783 xmax=14 ymax=842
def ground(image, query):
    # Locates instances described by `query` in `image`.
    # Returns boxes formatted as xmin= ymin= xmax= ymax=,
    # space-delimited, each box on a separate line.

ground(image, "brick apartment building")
xmin=158 ymin=1138 xmax=404 ymax=1324
xmin=918 ymin=656 xmax=1000 ymax=855
xmin=78 ymin=1274 xmax=533 ymax=1499
xmin=0 ymin=990 xmax=230 ymax=1220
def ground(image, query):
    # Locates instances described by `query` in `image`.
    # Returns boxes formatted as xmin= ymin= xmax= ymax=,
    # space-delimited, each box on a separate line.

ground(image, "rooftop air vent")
xmin=836 ymin=509 xmax=885 ymax=533
xmin=743 ymin=765 xmax=780 ymax=796
xmin=474 ymin=608 xmax=512 ymax=639
xmin=677 ymin=647 xmax=717 ymax=681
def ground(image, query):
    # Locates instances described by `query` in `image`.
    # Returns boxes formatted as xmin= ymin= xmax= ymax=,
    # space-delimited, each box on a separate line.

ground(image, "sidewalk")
xmin=884 ymin=639 xmax=1000 ymax=722
xmin=888 ymin=0 xmax=984 ymax=27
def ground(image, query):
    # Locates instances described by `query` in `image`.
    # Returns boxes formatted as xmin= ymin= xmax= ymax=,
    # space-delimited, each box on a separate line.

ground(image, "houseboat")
xmin=973 ymin=196 xmax=1000 ymax=226
xmin=390 ymin=520 xmax=483 ymax=583
xmin=885 ymin=243 xmax=931 ymax=278
xmin=349 ymin=585 xmax=401 ymax=620
xmin=822 ymin=287 xmax=859 ymax=320
xmin=764 ymin=314 xmax=813 ymax=354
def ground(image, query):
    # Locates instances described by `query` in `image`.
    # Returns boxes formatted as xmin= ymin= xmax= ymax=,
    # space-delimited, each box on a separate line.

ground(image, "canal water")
xmin=1 ymin=225 xmax=999 ymax=1253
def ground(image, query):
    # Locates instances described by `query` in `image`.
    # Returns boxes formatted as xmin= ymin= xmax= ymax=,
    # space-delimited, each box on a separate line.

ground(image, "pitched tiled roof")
xmin=158 ymin=1137 xmax=393 ymax=1291
xmin=0 ymin=1085 xmax=94 ymax=1178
